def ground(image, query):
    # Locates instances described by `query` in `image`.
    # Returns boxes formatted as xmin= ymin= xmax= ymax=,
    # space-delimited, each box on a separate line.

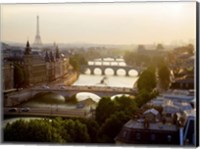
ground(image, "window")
xmin=136 ymin=133 xmax=141 ymax=140
xmin=122 ymin=131 xmax=127 ymax=138
xmin=151 ymin=134 xmax=156 ymax=141
xmin=167 ymin=135 xmax=172 ymax=142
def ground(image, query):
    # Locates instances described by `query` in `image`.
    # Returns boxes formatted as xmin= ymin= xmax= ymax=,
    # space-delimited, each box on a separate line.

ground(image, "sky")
xmin=1 ymin=1 xmax=196 ymax=45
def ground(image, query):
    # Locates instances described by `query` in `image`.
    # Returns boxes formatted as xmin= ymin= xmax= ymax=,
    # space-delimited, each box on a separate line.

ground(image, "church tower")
xmin=33 ymin=15 xmax=42 ymax=47
xmin=24 ymin=41 xmax=33 ymax=86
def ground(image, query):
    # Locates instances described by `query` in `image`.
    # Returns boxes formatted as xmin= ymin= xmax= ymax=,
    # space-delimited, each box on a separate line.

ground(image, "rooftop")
xmin=124 ymin=119 xmax=177 ymax=132
xmin=144 ymin=108 xmax=159 ymax=115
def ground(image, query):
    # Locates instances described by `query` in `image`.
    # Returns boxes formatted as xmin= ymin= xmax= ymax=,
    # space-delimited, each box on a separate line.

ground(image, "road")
xmin=4 ymin=107 xmax=91 ymax=118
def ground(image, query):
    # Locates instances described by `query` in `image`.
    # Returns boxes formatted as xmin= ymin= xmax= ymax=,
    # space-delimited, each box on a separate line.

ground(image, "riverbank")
xmin=4 ymin=70 xmax=79 ymax=107
xmin=64 ymin=70 xmax=79 ymax=86
xmin=47 ymin=70 xmax=79 ymax=86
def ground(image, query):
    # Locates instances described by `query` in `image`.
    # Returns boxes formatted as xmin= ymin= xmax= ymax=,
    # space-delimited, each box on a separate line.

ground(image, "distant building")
xmin=33 ymin=15 xmax=42 ymax=48
xmin=137 ymin=44 xmax=166 ymax=57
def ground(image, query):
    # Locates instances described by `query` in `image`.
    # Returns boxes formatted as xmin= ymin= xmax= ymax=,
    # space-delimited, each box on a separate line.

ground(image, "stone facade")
xmin=3 ymin=41 xmax=70 ymax=89
xmin=3 ymin=63 xmax=14 ymax=90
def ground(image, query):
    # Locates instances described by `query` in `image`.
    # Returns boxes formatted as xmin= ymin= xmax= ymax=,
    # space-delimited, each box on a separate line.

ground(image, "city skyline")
xmin=1 ymin=2 xmax=196 ymax=45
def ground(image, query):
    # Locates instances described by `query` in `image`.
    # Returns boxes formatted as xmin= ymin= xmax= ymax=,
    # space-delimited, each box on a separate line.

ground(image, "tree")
xmin=26 ymin=119 xmax=64 ymax=143
xmin=4 ymin=119 xmax=64 ymax=143
xmin=99 ymin=111 xmax=130 ymax=143
xmin=135 ymin=89 xmax=159 ymax=108
xmin=62 ymin=119 xmax=90 ymax=143
xmin=95 ymin=97 xmax=117 ymax=125
xmin=79 ymin=118 xmax=100 ymax=143
xmin=69 ymin=54 xmax=87 ymax=71
xmin=137 ymin=66 xmax=156 ymax=92
xmin=69 ymin=57 xmax=80 ymax=71
xmin=158 ymin=62 xmax=170 ymax=90
xmin=4 ymin=119 xmax=29 ymax=142
xmin=113 ymin=95 xmax=138 ymax=115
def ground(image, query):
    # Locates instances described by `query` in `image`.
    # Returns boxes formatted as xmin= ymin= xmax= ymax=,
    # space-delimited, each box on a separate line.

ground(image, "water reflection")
xmin=76 ymin=92 xmax=101 ymax=103
xmin=21 ymin=92 xmax=67 ymax=108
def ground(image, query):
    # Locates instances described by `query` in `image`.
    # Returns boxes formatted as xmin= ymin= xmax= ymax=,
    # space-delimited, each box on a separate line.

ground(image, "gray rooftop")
xmin=124 ymin=119 xmax=177 ymax=132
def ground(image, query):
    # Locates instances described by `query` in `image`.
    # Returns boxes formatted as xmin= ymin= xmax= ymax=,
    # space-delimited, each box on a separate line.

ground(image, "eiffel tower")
xmin=33 ymin=15 xmax=42 ymax=47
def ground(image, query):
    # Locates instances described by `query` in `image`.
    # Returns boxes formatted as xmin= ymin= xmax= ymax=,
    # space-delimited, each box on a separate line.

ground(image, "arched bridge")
xmin=30 ymin=86 xmax=137 ymax=98
xmin=5 ymin=86 xmax=138 ymax=106
xmin=81 ymin=65 xmax=143 ymax=76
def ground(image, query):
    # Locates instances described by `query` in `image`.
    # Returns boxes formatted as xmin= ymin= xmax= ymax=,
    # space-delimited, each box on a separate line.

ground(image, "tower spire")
xmin=33 ymin=15 xmax=42 ymax=47
xmin=37 ymin=15 xmax=40 ymax=36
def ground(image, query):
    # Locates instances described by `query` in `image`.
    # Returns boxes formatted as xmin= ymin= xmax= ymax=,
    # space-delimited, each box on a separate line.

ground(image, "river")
xmin=73 ymin=58 xmax=139 ymax=88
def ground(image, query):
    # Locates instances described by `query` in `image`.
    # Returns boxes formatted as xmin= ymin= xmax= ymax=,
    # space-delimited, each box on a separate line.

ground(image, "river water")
xmin=72 ymin=58 xmax=139 ymax=101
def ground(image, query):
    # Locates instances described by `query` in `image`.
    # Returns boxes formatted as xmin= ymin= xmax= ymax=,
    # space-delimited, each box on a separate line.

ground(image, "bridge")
xmin=30 ymin=86 xmax=137 ymax=98
xmin=81 ymin=65 xmax=143 ymax=76
xmin=82 ymin=57 xmax=144 ymax=76
xmin=4 ymin=86 xmax=137 ymax=107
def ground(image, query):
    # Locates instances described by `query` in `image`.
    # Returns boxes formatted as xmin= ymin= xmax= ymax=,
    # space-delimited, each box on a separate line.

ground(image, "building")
xmin=115 ymin=91 xmax=195 ymax=146
xmin=3 ymin=41 xmax=70 ymax=88
xmin=23 ymin=41 xmax=47 ymax=85
xmin=171 ymin=77 xmax=194 ymax=90
xmin=115 ymin=119 xmax=179 ymax=145
xmin=115 ymin=109 xmax=195 ymax=145
xmin=3 ymin=63 xmax=14 ymax=90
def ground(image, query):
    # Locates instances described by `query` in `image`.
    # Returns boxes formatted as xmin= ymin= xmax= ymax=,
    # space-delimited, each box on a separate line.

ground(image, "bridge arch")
xmin=73 ymin=92 xmax=101 ymax=103
xmin=81 ymin=64 xmax=143 ymax=76
xmin=93 ymin=67 xmax=103 ymax=75
xmin=84 ymin=68 xmax=91 ymax=75
xmin=104 ymin=68 xmax=114 ymax=76
xmin=128 ymin=69 xmax=139 ymax=77
xmin=116 ymin=68 xmax=126 ymax=76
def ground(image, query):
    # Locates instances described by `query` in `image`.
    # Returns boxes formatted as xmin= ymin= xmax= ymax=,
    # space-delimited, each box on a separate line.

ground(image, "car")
xmin=8 ymin=108 xmax=17 ymax=112
xmin=42 ymin=85 xmax=49 ymax=89
xmin=76 ymin=103 xmax=84 ymax=109
xmin=61 ymin=86 xmax=66 ymax=89
xmin=20 ymin=107 xmax=30 ymax=112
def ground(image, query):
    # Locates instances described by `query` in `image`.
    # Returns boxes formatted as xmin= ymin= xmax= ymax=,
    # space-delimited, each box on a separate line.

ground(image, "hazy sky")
xmin=1 ymin=2 xmax=196 ymax=45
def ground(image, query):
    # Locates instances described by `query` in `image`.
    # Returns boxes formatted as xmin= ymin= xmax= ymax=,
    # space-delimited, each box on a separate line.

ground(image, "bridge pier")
xmin=137 ymin=70 xmax=141 ymax=76
xmin=126 ymin=70 xmax=129 ymax=76
xmin=91 ymin=68 xmax=94 ymax=75
xmin=114 ymin=70 xmax=117 ymax=76
xmin=102 ymin=69 xmax=105 ymax=75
